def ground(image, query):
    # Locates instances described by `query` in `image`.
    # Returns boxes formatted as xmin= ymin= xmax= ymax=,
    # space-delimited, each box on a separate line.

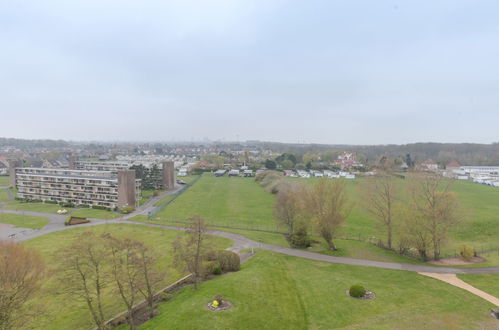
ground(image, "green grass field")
xmin=24 ymin=224 xmax=231 ymax=330
xmin=0 ymin=189 xmax=10 ymax=202
xmin=4 ymin=200 xmax=72 ymax=213
xmin=139 ymin=189 xmax=160 ymax=206
xmin=140 ymin=250 xmax=497 ymax=330
xmin=155 ymin=174 xmax=276 ymax=230
xmin=70 ymin=208 xmax=121 ymax=219
xmin=138 ymin=174 xmax=499 ymax=258
xmin=0 ymin=213 xmax=50 ymax=228
xmin=153 ymin=193 xmax=177 ymax=207
xmin=0 ymin=175 xmax=9 ymax=186
xmin=458 ymin=273 xmax=499 ymax=298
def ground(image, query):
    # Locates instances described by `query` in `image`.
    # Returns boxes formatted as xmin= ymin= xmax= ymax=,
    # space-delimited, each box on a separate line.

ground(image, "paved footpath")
xmin=2 ymin=210 xmax=497 ymax=275
xmin=419 ymin=272 xmax=499 ymax=307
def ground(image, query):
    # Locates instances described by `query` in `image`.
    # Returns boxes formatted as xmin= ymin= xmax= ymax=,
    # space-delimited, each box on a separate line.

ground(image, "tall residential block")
xmin=8 ymin=159 xmax=23 ymax=187
xmin=162 ymin=161 xmax=175 ymax=190
xmin=117 ymin=170 xmax=137 ymax=208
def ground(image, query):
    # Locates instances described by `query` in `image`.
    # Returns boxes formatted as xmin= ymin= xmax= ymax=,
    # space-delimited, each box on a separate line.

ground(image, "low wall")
xmin=98 ymin=274 xmax=193 ymax=329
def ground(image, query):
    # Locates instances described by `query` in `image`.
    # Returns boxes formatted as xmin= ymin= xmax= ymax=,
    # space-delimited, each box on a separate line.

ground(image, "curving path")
xmin=2 ymin=207 xmax=499 ymax=275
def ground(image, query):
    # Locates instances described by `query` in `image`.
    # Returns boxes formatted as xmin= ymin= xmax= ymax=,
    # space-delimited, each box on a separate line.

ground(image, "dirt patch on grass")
xmin=428 ymin=256 xmax=486 ymax=266
xmin=0 ymin=223 xmax=14 ymax=230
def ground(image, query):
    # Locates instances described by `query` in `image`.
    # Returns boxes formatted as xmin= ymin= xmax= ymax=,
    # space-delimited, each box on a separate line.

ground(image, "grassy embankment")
xmin=139 ymin=250 xmax=497 ymax=330
xmin=0 ymin=175 xmax=9 ymax=186
xmin=24 ymin=224 xmax=231 ymax=330
xmin=0 ymin=213 xmax=50 ymax=229
xmin=131 ymin=173 xmax=499 ymax=264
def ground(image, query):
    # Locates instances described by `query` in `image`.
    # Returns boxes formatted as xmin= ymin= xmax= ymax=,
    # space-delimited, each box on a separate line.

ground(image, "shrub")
xmin=64 ymin=216 xmax=71 ymax=226
xmin=349 ymin=284 xmax=366 ymax=298
xmin=121 ymin=205 xmax=135 ymax=214
xmin=460 ymin=244 xmax=475 ymax=261
xmin=60 ymin=202 xmax=75 ymax=208
xmin=158 ymin=292 xmax=174 ymax=302
xmin=152 ymin=190 xmax=160 ymax=197
xmin=92 ymin=205 xmax=111 ymax=211
xmin=202 ymin=260 xmax=220 ymax=277
xmin=205 ymin=250 xmax=240 ymax=272
xmin=78 ymin=204 xmax=90 ymax=208
xmin=287 ymin=224 xmax=311 ymax=248
xmin=44 ymin=200 xmax=59 ymax=204
xmin=214 ymin=294 xmax=223 ymax=304
xmin=213 ymin=265 xmax=222 ymax=275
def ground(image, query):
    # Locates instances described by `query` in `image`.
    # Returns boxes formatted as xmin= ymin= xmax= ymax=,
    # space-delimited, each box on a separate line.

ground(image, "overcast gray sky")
xmin=1 ymin=0 xmax=498 ymax=144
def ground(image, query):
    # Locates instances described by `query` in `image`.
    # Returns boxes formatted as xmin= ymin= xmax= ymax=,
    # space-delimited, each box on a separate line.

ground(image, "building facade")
xmin=14 ymin=167 xmax=140 ymax=209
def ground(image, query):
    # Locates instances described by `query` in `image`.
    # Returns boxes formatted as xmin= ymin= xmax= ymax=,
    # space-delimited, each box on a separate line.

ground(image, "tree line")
xmin=268 ymin=171 xmax=460 ymax=261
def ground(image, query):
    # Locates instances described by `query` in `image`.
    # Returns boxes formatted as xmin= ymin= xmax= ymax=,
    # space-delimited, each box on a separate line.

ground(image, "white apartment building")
xmin=14 ymin=167 xmax=140 ymax=209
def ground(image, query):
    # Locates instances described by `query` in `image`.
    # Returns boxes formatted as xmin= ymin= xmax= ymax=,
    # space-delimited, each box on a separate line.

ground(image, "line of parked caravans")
xmin=213 ymin=168 xmax=254 ymax=177
xmin=286 ymin=170 xmax=356 ymax=179
xmin=212 ymin=168 xmax=356 ymax=179
xmin=449 ymin=166 xmax=499 ymax=187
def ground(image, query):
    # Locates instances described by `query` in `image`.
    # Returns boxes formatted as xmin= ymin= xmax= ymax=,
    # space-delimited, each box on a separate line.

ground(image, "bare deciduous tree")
xmin=105 ymin=235 xmax=143 ymax=330
xmin=364 ymin=173 xmax=399 ymax=249
xmin=0 ymin=241 xmax=46 ymax=330
xmin=135 ymin=243 xmax=166 ymax=318
xmin=409 ymin=174 xmax=461 ymax=260
xmin=303 ymin=179 xmax=350 ymax=251
xmin=56 ymin=232 xmax=109 ymax=330
xmin=273 ymin=182 xmax=303 ymax=235
xmin=173 ymin=215 xmax=209 ymax=289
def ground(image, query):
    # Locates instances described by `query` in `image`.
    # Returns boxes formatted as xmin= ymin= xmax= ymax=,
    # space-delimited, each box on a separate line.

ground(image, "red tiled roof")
xmin=447 ymin=162 xmax=461 ymax=167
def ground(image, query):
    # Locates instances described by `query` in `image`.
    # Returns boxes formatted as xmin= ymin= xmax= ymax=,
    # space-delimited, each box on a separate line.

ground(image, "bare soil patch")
xmin=428 ymin=256 xmax=485 ymax=266
xmin=0 ymin=223 xmax=14 ymax=230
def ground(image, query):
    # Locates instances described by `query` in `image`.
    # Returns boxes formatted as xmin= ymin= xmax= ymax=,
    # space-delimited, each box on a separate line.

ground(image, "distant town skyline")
xmin=1 ymin=1 xmax=498 ymax=144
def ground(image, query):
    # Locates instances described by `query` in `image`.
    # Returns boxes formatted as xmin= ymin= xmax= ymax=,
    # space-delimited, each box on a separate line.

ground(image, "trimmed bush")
xmin=121 ymin=205 xmax=135 ymax=214
xmin=460 ymin=244 xmax=475 ymax=261
xmin=92 ymin=205 xmax=111 ymax=211
xmin=287 ymin=223 xmax=311 ymax=248
xmin=202 ymin=260 xmax=220 ymax=277
xmin=44 ymin=200 xmax=59 ymax=204
xmin=213 ymin=265 xmax=222 ymax=275
xmin=349 ymin=284 xmax=366 ymax=298
xmin=205 ymin=250 xmax=240 ymax=273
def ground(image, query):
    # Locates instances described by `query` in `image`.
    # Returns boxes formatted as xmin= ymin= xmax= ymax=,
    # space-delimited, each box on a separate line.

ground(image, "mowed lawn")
xmin=155 ymin=174 xmax=276 ymax=230
xmin=0 ymin=189 xmax=10 ymax=202
xmin=141 ymin=174 xmax=499 ymax=257
xmin=70 ymin=208 xmax=121 ymax=219
xmin=23 ymin=224 xmax=231 ymax=330
xmin=0 ymin=212 xmax=50 ymax=228
xmin=4 ymin=200 xmax=72 ymax=214
xmin=458 ymin=273 xmax=499 ymax=298
xmin=295 ymin=177 xmax=499 ymax=255
xmin=140 ymin=250 xmax=497 ymax=330
xmin=0 ymin=175 xmax=9 ymax=186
